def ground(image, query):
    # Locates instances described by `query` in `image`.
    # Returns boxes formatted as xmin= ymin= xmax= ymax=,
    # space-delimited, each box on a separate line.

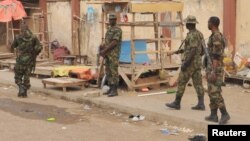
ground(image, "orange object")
xmin=0 ymin=0 xmax=27 ymax=22
xmin=69 ymin=68 xmax=94 ymax=81
xmin=141 ymin=87 xmax=149 ymax=92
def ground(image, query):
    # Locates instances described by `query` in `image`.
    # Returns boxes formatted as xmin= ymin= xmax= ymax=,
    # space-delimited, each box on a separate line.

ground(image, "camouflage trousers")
xmin=207 ymin=68 xmax=226 ymax=110
xmin=176 ymin=68 xmax=204 ymax=98
xmin=14 ymin=63 xmax=32 ymax=89
xmin=105 ymin=56 xmax=119 ymax=86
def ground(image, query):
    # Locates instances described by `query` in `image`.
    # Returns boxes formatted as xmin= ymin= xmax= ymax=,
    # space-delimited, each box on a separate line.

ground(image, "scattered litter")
xmin=102 ymin=85 xmax=110 ymax=94
xmin=160 ymin=128 xmax=170 ymax=135
xmin=166 ymin=125 xmax=193 ymax=133
xmin=62 ymin=127 xmax=67 ymax=130
xmin=110 ymin=111 xmax=116 ymax=115
xmin=188 ymin=134 xmax=206 ymax=141
xmin=160 ymin=128 xmax=179 ymax=135
xmin=83 ymin=105 xmax=91 ymax=110
xmin=47 ymin=117 xmax=56 ymax=122
xmin=167 ymin=89 xmax=176 ymax=94
xmin=129 ymin=115 xmax=145 ymax=121
xmin=109 ymin=111 xmax=122 ymax=116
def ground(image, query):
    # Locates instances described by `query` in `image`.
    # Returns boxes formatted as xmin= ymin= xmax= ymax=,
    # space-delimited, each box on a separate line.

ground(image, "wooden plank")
xmin=42 ymin=77 xmax=86 ymax=91
xmin=118 ymin=67 xmax=133 ymax=90
xmin=130 ymin=2 xmax=184 ymax=13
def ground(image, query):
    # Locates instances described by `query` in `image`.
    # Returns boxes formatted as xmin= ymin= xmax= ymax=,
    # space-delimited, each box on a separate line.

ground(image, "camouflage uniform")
xmin=104 ymin=26 xmax=122 ymax=86
xmin=176 ymin=29 xmax=204 ymax=98
xmin=207 ymin=31 xmax=225 ymax=110
xmin=12 ymin=28 xmax=42 ymax=97
xmin=166 ymin=15 xmax=205 ymax=110
xmin=205 ymin=16 xmax=230 ymax=125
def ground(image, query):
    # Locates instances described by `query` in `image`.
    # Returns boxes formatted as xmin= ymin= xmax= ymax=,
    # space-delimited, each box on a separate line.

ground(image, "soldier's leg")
xmin=103 ymin=58 xmax=111 ymax=95
xmin=14 ymin=65 xmax=25 ymax=97
xmin=22 ymin=67 xmax=32 ymax=97
xmin=205 ymin=79 xmax=226 ymax=123
xmin=107 ymin=58 xmax=119 ymax=97
xmin=191 ymin=69 xmax=205 ymax=110
xmin=205 ymin=83 xmax=219 ymax=122
xmin=216 ymin=73 xmax=230 ymax=124
xmin=165 ymin=71 xmax=191 ymax=109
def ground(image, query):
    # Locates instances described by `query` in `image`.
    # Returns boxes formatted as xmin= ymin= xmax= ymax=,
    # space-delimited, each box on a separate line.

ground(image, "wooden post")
xmin=153 ymin=13 xmax=159 ymax=62
xmin=131 ymin=13 xmax=136 ymax=90
xmin=6 ymin=22 xmax=9 ymax=46
xmin=71 ymin=0 xmax=80 ymax=55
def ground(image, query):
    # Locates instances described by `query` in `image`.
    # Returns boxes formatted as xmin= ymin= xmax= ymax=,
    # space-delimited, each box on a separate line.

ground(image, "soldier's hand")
xmin=99 ymin=44 xmax=105 ymax=49
xmin=99 ymin=50 xmax=106 ymax=57
xmin=206 ymin=71 xmax=217 ymax=82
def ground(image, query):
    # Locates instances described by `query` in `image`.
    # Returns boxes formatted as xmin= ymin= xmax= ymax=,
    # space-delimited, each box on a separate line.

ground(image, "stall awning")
xmin=0 ymin=0 xmax=27 ymax=22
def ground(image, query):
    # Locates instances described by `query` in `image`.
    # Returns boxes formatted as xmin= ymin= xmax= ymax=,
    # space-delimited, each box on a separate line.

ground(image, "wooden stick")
xmin=138 ymin=91 xmax=166 ymax=97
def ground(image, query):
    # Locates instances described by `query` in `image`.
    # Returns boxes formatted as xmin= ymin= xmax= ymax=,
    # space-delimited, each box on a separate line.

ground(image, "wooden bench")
xmin=42 ymin=77 xmax=87 ymax=93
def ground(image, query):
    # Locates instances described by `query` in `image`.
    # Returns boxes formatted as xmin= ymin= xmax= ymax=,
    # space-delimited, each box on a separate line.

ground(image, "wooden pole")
xmin=6 ymin=22 xmax=9 ymax=47
xmin=131 ymin=13 xmax=136 ymax=90
xmin=153 ymin=13 xmax=159 ymax=62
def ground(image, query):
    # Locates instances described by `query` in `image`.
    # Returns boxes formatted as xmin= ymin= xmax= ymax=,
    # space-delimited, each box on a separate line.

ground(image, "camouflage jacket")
xmin=207 ymin=30 xmax=225 ymax=70
xmin=105 ymin=26 xmax=122 ymax=59
xmin=12 ymin=30 xmax=42 ymax=65
xmin=184 ymin=29 xmax=204 ymax=70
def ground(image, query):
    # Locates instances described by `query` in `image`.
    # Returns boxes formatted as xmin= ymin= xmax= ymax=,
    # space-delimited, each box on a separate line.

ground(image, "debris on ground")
xmin=188 ymin=134 xmax=206 ymax=141
xmin=129 ymin=114 xmax=145 ymax=121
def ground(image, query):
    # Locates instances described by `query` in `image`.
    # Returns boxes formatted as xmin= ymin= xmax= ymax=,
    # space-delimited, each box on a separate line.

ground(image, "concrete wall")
xmin=236 ymin=0 xmax=250 ymax=57
xmin=181 ymin=0 xmax=223 ymax=39
xmin=47 ymin=1 xmax=72 ymax=51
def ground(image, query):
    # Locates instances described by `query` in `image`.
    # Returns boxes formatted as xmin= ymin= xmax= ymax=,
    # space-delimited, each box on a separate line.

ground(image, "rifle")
xmin=201 ymin=39 xmax=212 ymax=69
xmin=173 ymin=39 xmax=186 ymax=54
xmin=201 ymin=39 xmax=216 ymax=82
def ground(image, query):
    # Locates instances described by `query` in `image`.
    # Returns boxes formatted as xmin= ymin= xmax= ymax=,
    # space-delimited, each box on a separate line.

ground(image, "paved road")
xmin=0 ymin=84 xmax=194 ymax=141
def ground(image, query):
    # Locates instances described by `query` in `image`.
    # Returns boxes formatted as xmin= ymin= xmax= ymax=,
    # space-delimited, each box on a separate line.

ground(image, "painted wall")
xmin=181 ymin=0 xmax=223 ymax=39
xmin=47 ymin=1 xmax=72 ymax=51
xmin=236 ymin=0 xmax=250 ymax=57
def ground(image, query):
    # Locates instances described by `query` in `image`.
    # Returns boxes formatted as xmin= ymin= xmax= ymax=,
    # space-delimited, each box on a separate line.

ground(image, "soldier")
xmin=165 ymin=15 xmax=205 ymax=110
xmin=205 ymin=16 xmax=230 ymax=124
xmin=99 ymin=13 xmax=122 ymax=97
xmin=12 ymin=21 xmax=42 ymax=98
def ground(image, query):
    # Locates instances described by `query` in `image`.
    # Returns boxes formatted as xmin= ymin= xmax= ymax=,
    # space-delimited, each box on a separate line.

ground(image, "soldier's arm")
xmin=182 ymin=34 xmax=199 ymax=67
xmin=211 ymin=33 xmax=224 ymax=69
xmin=34 ymin=37 xmax=42 ymax=55
xmin=100 ymin=29 xmax=122 ymax=56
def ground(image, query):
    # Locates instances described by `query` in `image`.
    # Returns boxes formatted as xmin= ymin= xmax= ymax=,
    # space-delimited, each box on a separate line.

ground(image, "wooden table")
xmin=42 ymin=77 xmax=87 ymax=92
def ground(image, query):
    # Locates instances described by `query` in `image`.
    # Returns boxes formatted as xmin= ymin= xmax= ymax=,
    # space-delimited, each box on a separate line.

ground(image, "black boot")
xmin=191 ymin=96 xmax=205 ymax=110
xmin=17 ymin=85 xmax=23 ymax=97
xmin=205 ymin=109 xmax=218 ymax=122
xmin=108 ymin=85 xmax=118 ymax=97
xmin=22 ymin=87 xmax=28 ymax=98
xmin=165 ymin=96 xmax=181 ymax=110
xmin=219 ymin=107 xmax=230 ymax=125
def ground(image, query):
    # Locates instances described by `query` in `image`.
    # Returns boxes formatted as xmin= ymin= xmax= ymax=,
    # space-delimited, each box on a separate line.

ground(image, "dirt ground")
xmin=0 ymin=83 xmax=198 ymax=141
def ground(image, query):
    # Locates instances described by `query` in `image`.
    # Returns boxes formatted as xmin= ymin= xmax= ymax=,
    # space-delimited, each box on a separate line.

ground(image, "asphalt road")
xmin=0 ymin=84 xmax=194 ymax=141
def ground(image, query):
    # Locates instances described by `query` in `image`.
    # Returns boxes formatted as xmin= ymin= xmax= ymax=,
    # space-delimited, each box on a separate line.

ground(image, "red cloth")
xmin=0 ymin=0 xmax=27 ymax=22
